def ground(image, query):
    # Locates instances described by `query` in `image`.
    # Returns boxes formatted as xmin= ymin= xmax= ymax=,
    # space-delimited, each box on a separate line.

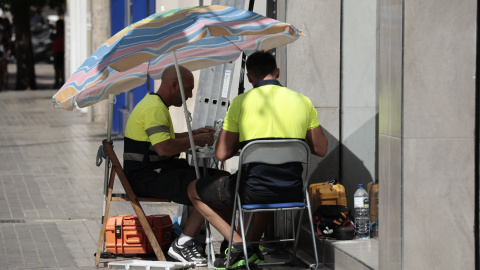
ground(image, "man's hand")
xmin=154 ymin=127 xmax=215 ymax=156
xmin=193 ymin=128 xmax=215 ymax=146
xmin=193 ymin=127 xmax=215 ymax=135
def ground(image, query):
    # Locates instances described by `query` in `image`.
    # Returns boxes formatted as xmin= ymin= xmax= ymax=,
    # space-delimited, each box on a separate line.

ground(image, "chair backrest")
xmin=237 ymin=139 xmax=311 ymax=187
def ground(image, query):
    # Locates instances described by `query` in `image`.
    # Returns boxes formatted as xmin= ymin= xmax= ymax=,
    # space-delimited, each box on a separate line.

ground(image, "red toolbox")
xmin=105 ymin=214 xmax=173 ymax=254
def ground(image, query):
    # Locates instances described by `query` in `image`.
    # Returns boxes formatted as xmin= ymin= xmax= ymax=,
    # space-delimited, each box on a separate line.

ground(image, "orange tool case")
xmin=309 ymin=179 xmax=347 ymax=213
xmin=105 ymin=214 xmax=173 ymax=254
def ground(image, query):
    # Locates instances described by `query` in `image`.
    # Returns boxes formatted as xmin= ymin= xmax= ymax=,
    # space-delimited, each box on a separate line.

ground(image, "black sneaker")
xmin=250 ymin=245 xmax=265 ymax=265
xmin=213 ymin=242 xmax=259 ymax=270
xmin=167 ymin=238 xmax=207 ymax=266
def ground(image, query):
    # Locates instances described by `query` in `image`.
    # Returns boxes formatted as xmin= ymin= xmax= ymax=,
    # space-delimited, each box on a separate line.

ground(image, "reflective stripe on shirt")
xmin=123 ymin=152 xmax=172 ymax=162
xmin=145 ymin=125 xmax=170 ymax=136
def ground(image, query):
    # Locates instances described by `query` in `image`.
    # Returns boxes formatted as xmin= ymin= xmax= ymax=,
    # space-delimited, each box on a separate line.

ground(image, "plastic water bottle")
xmin=354 ymin=184 xmax=370 ymax=239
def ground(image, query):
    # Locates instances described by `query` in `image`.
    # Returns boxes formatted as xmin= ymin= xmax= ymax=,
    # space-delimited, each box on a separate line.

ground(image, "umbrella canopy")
xmin=52 ymin=5 xmax=304 ymax=110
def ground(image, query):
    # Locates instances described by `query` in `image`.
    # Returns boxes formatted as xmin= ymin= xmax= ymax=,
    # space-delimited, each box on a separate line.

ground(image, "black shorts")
xmin=129 ymin=160 xmax=225 ymax=205
xmin=196 ymin=173 xmax=303 ymax=210
xmin=196 ymin=174 xmax=237 ymax=209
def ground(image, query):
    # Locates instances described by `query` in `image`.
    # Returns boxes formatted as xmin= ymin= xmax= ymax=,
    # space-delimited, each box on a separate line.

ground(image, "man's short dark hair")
xmin=246 ymin=51 xmax=277 ymax=80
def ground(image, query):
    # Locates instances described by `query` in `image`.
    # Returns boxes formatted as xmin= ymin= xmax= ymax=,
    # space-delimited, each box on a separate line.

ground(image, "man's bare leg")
xmin=167 ymin=196 xmax=208 ymax=265
xmin=249 ymin=212 xmax=273 ymax=243
xmin=188 ymin=179 xmax=242 ymax=243
xmin=181 ymin=207 xmax=204 ymax=238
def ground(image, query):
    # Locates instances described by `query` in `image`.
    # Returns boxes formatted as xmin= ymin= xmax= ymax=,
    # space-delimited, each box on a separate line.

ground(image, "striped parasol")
xmin=52 ymin=5 xmax=304 ymax=110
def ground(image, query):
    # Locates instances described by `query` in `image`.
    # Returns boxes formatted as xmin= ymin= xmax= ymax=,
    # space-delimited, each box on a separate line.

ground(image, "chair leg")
xmin=291 ymin=209 xmax=304 ymax=263
xmin=130 ymin=199 xmax=167 ymax=261
xmin=306 ymin=204 xmax=319 ymax=270
xmin=94 ymin=200 xmax=112 ymax=268
xmin=289 ymin=209 xmax=297 ymax=263
xmin=205 ymin=221 xmax=215 ymax=267
xmin=95 ymin=168 xmax=116 ymax=268
xmin=291 ymin=204 xmax=319 ymax=270
xmin=236 ymin=196 xmax=251 ymax=270
xmin=227 ymin=192 xmax=241 ymax=269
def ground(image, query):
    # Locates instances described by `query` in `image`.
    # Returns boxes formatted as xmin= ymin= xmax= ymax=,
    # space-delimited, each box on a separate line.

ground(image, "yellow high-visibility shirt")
xmin=222 ymin=80 xmax=321 ymax=197
xmin=223 ymin=81 xmax=320 ymax=145
xmin=125 ymin=93 xmax=175 ymax=145
xmin=123 ymin=93 xmax=177 ymax=178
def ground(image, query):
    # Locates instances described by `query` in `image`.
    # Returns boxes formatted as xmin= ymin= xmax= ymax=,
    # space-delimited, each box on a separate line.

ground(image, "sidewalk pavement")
xmin=0 ymin=80 xmax=324 ymax=269
xmin=6 ymin=63 xmax=56 ymax=90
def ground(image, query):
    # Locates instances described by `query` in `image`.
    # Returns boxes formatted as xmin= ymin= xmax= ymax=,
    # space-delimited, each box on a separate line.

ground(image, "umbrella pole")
xmin=173 ymin=51 xmax=216 ymax=267
xmin=172 ymin=51 xmax=201 ymax=179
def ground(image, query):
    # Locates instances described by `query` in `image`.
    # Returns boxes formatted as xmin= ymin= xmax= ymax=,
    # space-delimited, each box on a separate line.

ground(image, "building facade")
xmin=65 ymin=0 xmax=478 ymax=268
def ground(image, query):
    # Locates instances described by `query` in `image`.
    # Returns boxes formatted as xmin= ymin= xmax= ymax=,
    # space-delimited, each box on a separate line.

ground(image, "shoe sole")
xmin=167 ymin=246 xmax=207 ymax=267
xmin=213 ymin=260 xmax=245 ymax=270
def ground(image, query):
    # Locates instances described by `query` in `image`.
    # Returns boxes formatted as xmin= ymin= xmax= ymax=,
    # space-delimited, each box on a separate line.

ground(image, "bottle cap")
xmin=358 ymin=184 xmax=363 ymax=188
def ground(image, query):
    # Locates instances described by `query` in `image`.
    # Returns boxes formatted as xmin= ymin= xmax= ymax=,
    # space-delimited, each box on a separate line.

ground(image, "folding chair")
xmin=94 ymin=139 xmax=171 ymax=268
xmin=227 ymin=139 xmax=319 ymax=270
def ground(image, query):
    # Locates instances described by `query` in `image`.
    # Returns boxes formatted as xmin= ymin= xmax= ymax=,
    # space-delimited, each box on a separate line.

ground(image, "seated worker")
xmin=187 ymin=51 xmax=328 ymax=269
xmin=123 ymin=65 xmax=228 ymax=266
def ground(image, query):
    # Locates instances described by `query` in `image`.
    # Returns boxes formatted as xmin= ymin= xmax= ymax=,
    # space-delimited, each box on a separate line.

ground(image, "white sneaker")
xmin=167 ymin=238 xmax=207 ymax=266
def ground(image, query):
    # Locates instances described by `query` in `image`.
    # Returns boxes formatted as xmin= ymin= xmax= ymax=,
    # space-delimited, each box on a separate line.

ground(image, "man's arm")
xmin=305 ymin=125 xmax=328 ymax=157
xmin=153 ymin=137 xmax=193 ymax=156
xmin=215 ymin=129 xmax=239 ymax=162
xmin=175 ymin=127 xmax=215 ymax=138
xmin=153 ymin=131 xmax=214 ymax=157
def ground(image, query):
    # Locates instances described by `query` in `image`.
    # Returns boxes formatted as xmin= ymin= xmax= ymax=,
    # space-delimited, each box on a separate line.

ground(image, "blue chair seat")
xmin=242 ymin=202 xmax=306 ymax=210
